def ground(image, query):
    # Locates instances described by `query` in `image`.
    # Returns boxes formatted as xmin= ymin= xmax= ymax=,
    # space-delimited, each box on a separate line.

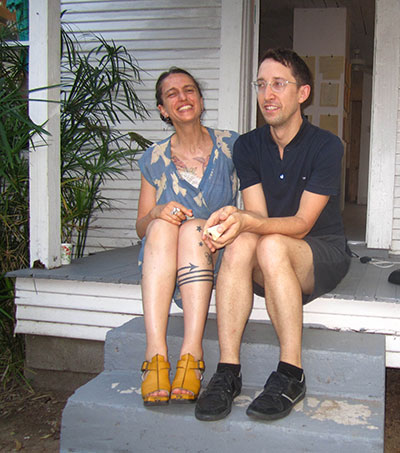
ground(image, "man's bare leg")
xmin=216 ymin=232 xmax=259 ymax=364
xmin=246 ymin=233 xmax=313 ymax=421
xmin=195 ymin=232 xmax=258 ymax=421
xmin=256 ymin=233 xmax=314 ymax=368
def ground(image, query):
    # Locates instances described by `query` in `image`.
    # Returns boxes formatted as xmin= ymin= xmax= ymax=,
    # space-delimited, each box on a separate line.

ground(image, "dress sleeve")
xmin=138 ymin=145 xmax=157 ymax=187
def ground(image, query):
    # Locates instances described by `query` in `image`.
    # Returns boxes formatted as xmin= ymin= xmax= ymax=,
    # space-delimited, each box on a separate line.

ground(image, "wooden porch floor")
xmin=10 ymin=242 xmax=400 ymax=304
xmin=9 ymin=241 xmax=400 ymax=367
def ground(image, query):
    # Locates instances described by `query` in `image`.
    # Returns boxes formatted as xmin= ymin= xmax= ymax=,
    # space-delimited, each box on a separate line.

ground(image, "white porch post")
xmin=366 ymin=0 xmax=400 ymax=249
xmin=29 ymin=0 xmax=61 ymax=268
xmin=218 ymin=0 xmax=258 ymax=134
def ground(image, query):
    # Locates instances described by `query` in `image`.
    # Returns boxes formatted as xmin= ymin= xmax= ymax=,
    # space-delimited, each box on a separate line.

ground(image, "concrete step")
xmin=104 ymin=316 xmax=384 ymax=398
xmin=60 ymin=316 xmax=385 ymax=452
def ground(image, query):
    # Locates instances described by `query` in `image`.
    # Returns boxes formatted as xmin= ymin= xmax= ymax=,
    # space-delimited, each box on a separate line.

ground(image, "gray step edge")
xmin=60 ymin=370 xmax=383 ymax=453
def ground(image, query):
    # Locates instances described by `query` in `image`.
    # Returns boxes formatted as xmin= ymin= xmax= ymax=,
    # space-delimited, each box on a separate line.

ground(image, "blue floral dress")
xmin=137 ymin=127 xmax=239 ymax=306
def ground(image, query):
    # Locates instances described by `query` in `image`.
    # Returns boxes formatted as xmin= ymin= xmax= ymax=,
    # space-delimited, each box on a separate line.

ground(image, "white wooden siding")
xmin=367 ymin=0 xmax=400 ymax=251
xmin=14 ymin=277 xmax=400 ymax=366
xmin=391 ymin=98 xmax=400 ymax=252
xmin=61 ymin=0 xmax=222 ymax=254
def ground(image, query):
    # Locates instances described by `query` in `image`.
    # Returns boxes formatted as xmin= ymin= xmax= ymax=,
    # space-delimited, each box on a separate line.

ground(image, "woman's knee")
xmin=178 ymin=218 xmax=206 ymax=244
xmin=145 ymin=219 xmax=178 ymax=245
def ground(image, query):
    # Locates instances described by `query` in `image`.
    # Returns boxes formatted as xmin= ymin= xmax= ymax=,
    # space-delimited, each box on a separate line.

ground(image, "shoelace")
xmin=263 ymin=372 xmax=287 ymax=397
xmin=205 ymin=371 xmax=236 ymax=396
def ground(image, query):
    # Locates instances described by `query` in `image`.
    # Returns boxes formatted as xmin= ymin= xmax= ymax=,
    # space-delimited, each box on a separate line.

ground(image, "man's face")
xmin=256 ymin=59 xmax=309 ymax=128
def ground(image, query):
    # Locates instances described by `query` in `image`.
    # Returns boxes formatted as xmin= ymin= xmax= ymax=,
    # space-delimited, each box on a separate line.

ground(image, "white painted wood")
xmin=386 ymin=352 xmax=400 ymax=368
xmin=15 ymin=320 xmax=113 ymax=342
xmin=238 ymin=0 xmax=258 ymax=133
xmin=386 ymin=336 xmax=400 ymax=367
xmin=357 ymin=72 xmax=372 ymax=205
xmin=17 ymin=293 xmax=140 ymax=314
xmin=218 ymin=0 xmax=252 ymax=133
xmin=367 ymin=0 xmax=400 ymax=250
xmin=29 ymin=0 xmax=61 ymax=268
xmin=15 ymin=277 xmax=142 ymax=298
xmin=60 ymin=0 xmax=224 ymax=254
xmin=17 ymin=305 xmax=134 ymax=327
xmin=14 ymin=275 xmax=400 ymax=367
xmin=249 ymin=0 xmax=260 ymax=130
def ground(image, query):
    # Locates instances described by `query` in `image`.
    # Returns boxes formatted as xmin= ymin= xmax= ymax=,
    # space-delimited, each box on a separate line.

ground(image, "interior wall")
xmin=293 ymin=8 xmax=349 ymax=140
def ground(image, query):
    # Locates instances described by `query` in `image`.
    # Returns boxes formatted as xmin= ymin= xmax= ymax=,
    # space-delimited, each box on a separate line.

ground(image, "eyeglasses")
xmin=251 ymin=78 xmax=298 ymax=94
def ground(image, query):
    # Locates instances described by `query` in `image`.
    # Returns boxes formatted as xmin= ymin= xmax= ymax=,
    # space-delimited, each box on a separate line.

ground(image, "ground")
xmin=0 ymin=369 xmax=399 ymax=452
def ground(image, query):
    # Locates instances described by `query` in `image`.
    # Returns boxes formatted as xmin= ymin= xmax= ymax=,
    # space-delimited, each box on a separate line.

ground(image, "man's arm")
xmin=241 ymin=184 xmax=329 ymax=239
xmin=203 ymin=182 xmax=328 ymax=251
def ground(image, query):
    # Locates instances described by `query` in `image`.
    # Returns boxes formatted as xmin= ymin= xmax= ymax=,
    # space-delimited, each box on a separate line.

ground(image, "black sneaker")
xmin=195 ymin=369 xmax=242 ymax=421
xmin=246 ymin=371 xmax=306 ymax=421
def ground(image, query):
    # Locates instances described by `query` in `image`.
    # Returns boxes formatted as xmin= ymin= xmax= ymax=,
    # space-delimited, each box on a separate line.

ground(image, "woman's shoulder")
xmin=144 ymin=134 xmax=172 ymax=153
xmin=139 ymin=135 xmax=172 ymax=169
xmin=207 ymin=127 xmax=240 ymax=144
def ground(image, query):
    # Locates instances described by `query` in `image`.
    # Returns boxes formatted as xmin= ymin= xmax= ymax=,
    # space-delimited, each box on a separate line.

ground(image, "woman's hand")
xmin=136 ymin=176 xmax=193 ymax=238
xmin=152 ymin=202 xmax=193 ymax=226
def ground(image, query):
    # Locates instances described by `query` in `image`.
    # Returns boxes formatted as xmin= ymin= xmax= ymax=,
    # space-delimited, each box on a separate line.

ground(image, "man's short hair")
xmin=259 ymin=48 xmax=313 ymax=96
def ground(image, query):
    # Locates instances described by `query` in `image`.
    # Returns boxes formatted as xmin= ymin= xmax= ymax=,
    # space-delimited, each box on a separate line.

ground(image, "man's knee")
xmin=256 ymin=234 xmax=299 ymax=271
xmin=223 ymin=232 xmax=258 ymax=265
xmin=256 ymin=234 xmax=314 ymax=281
xmin=257 ymin=234 xmax=288 ymax=257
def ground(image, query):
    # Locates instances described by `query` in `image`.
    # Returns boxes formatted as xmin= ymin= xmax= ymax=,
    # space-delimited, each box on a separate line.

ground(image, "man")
xmin=195 ymin=48 xmax=351 ymax=422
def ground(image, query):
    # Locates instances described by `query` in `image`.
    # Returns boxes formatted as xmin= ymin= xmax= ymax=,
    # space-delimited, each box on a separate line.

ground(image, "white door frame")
xmin=366 ymin=0 xmax=400 ymax=250
xmin=218 ymin=0 xmax=259 ymax=133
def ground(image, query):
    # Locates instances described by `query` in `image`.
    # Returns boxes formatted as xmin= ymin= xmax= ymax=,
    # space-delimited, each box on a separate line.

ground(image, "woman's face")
xmin=158 ymin=73 xmax=203 ymax=126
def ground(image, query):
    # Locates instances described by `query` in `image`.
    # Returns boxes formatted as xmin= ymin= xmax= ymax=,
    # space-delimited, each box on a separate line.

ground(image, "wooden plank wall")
xmin=61 ymin=0 xmax=222 ymax=254
xmin=14 ymin=276 xmax=400 ymax=366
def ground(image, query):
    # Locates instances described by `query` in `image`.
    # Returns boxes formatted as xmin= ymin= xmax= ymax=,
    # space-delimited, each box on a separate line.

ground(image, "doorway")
xmin=257 ymin=0 xmax=375 ymax=243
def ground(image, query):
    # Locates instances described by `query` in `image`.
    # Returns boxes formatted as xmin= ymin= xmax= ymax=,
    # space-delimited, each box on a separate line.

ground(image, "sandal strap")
xmin=176 ymin=357 xmax=205 ymax=373
xmin=171 ymin=353 xmax=205 ymax=397
xmin=141 ymin=354 xmax=170 ymax=373
xmin=141 ymin=354 xmax=171 ymax=399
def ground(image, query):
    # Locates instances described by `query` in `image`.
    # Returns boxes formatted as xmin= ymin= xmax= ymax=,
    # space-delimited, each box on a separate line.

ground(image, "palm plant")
xmin=60 ymin=27 xmax=152 ymax=257
xmin=0 ymin=23 xmax=45 ymax=389
xmin=0 ymin=21 xmax=152 ymax=387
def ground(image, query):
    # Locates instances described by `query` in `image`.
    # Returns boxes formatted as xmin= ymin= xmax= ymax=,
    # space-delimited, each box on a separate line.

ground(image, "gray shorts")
xmin=253 ymin=234 xmax=351 ymax=305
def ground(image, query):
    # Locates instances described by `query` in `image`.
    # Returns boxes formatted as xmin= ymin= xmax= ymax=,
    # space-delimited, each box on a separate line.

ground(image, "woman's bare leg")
xmin=141 ymin=219 xmax=179 ymax=398
xmin=173 ymin=219 xmax=215 ymax=395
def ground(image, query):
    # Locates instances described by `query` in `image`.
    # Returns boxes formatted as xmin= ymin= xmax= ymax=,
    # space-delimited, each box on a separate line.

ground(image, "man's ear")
xmin=298 ymin=84 xmax=311 ymax=105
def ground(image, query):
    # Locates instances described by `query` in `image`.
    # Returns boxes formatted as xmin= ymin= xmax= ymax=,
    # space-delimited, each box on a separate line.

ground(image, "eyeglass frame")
xmin=251 ymin=78 xmax=299 ymax=94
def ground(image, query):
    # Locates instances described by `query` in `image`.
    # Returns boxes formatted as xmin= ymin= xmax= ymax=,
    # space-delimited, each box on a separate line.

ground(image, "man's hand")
xmin=203 ymin=206 xmax=244 ymax=252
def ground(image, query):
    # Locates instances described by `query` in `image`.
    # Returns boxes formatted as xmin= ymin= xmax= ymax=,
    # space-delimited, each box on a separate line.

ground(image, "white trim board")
xmin=14 ymin=277 xmax=400 ymax=367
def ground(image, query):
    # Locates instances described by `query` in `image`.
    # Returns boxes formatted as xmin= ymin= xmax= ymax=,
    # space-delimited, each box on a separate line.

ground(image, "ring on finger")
xmin=170 ymin=207 xmax=180 ymax=216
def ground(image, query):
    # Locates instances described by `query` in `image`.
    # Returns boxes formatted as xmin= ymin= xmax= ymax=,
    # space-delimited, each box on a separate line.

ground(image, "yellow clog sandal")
xmin=141 ymin=354 xmax=171 ymax=406
xmin=170 ymin=353 xmax=205 ymax=404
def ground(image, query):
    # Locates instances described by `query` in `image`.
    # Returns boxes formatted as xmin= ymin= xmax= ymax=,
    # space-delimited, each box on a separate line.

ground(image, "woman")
xmin=136 ymin=67 xmax=238 ymax=406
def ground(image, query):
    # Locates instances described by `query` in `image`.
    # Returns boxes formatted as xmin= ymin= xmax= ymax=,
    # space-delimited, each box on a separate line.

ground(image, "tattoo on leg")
xmin=196 ymin=225 xmax=202 ymax=232
xmin=177 ymin=262 xmax=213 ymax=287
xmin=205 ymin=252 xmax=212 ymax=266
xmin=199 ymin=241 xmax=203 ymax=247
